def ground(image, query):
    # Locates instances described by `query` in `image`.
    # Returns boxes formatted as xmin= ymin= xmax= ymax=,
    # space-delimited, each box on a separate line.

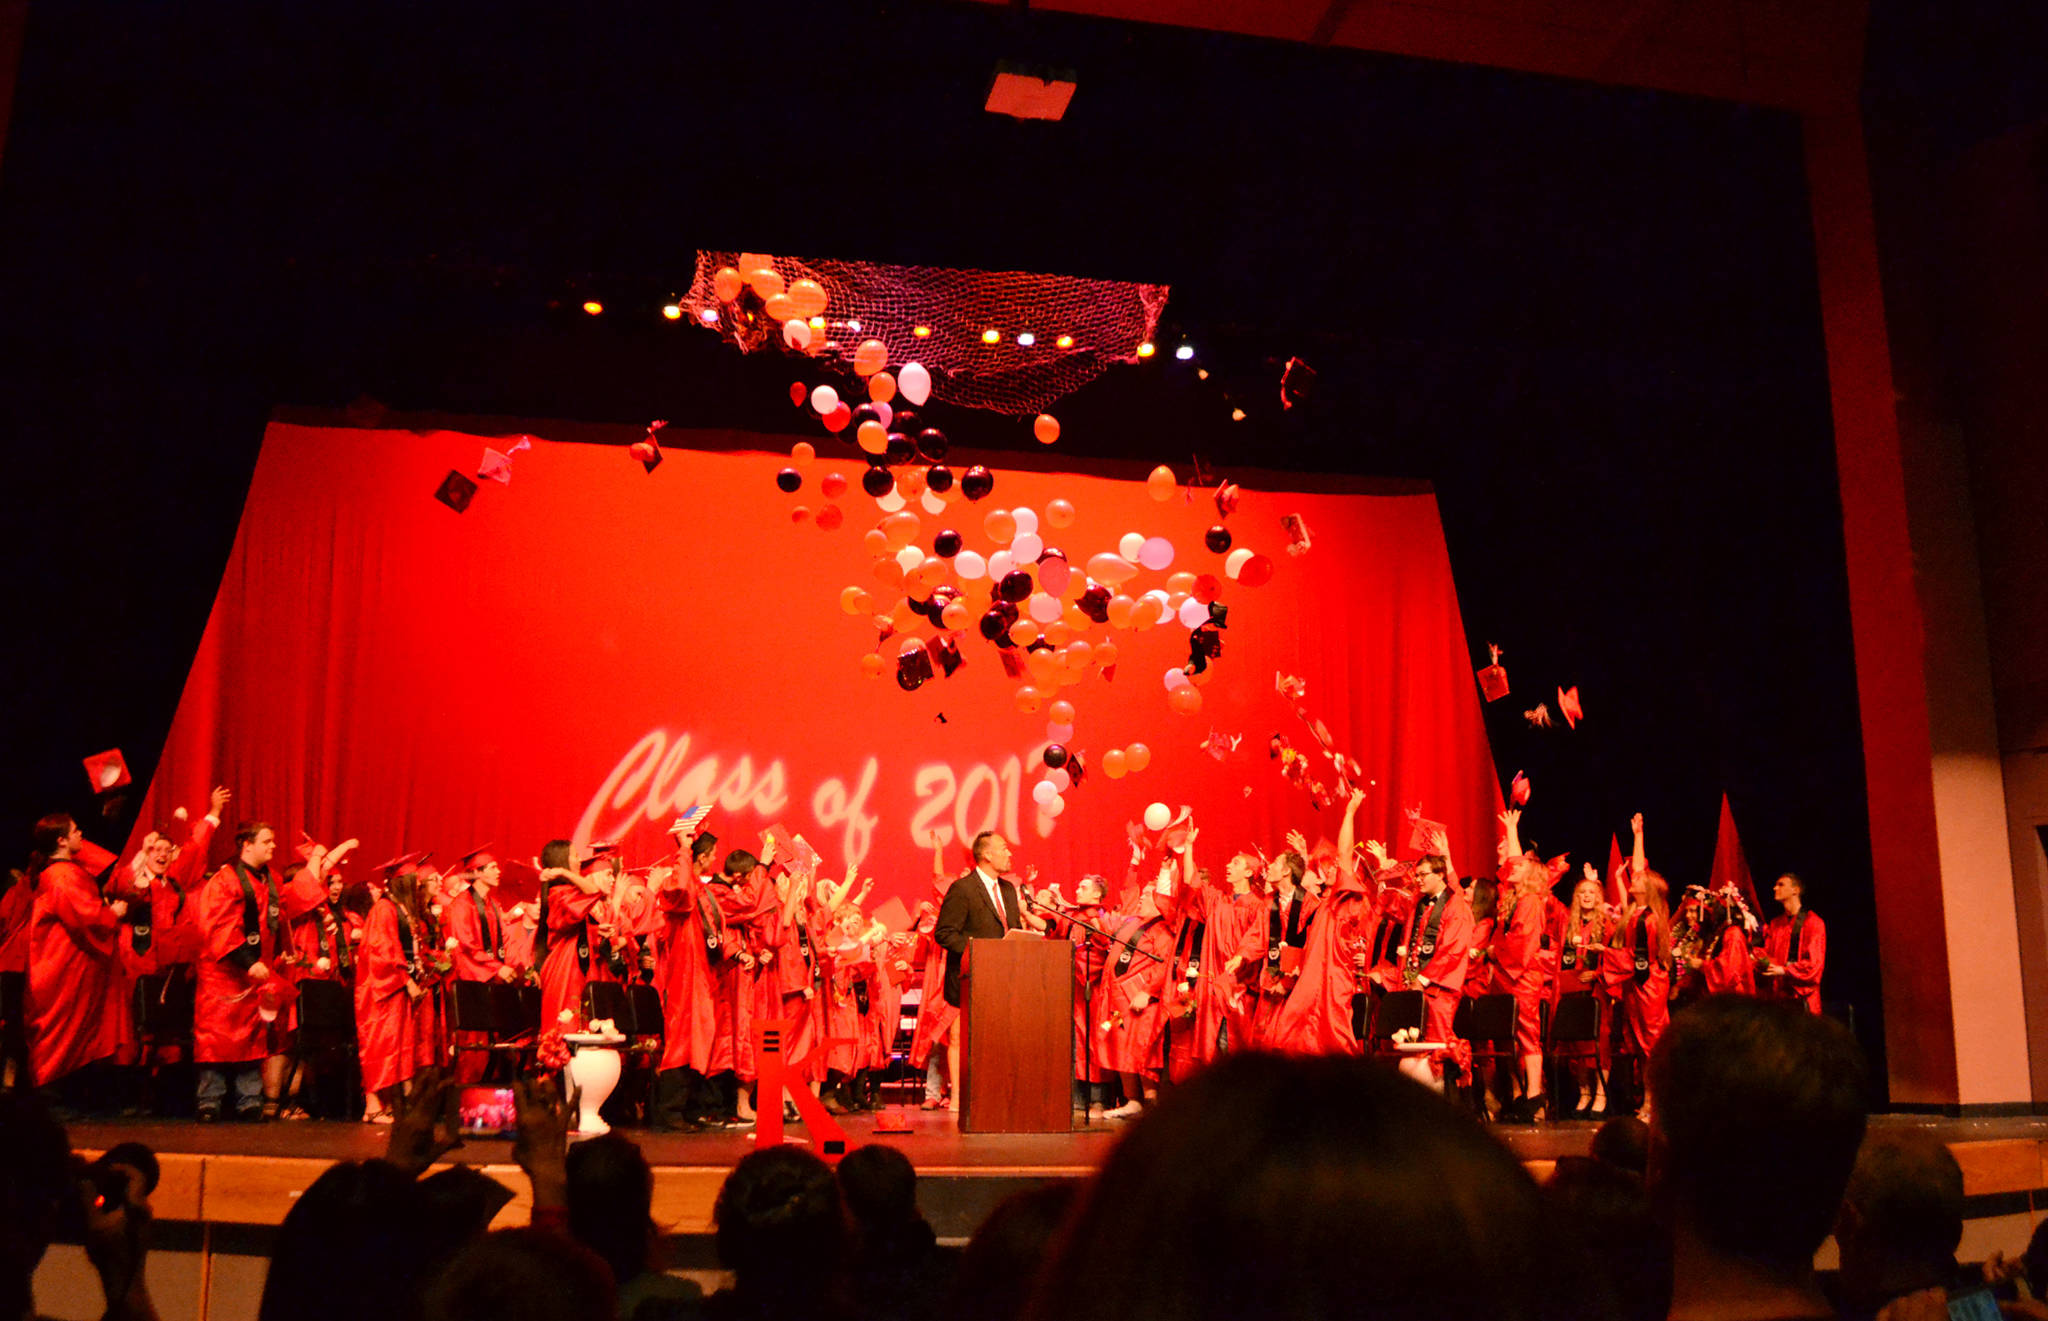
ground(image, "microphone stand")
xmin=1016 ymin=888 xmax=1164 ymax=963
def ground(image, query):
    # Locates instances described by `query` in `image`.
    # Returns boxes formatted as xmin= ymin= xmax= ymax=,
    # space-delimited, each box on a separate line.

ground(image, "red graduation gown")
xmin=1604 ymin=909 xmax=1670 ymax=1058
xmin=709 ymin=873 xmax=776 ymax=1080
xmin=27 ymin=850 xmax=125 ymax=1084
xmin=1268 ymin=873 xmax=1375 ymax=1057
xmin=653 ymin=865 xmax=719 ymax=1075
xmin=1701 ymin=925 xmax=1758 ymax=997
xmin=194 ymin=862 xmax=291 ymax=1065
xmin=1092 ymin=914 xmax=1172 ymax=1078
xmin=1397 ymin=887 xmax=1475 ymax=1053
xmin=1761 ymin=910 xmax=1824 ymax=1012
xmin=446 ymin=886 xmax=511 ymax=982
xmin=907 ymin=882 xmax=958 ymax=1070
xmin=537 ymin=884 xmax=614 ymax=1031
xmin=354 ymin=899 xmax=422 ymax=1093
xmin=1488 ymin=892 xmax=1548 ymax=1056
xmin=1043 ymin=902 xmax=1114 ymax=1085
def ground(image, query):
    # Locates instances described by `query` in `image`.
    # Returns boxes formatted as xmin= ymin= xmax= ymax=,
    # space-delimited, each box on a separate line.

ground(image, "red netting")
xmin=681 ymin=251 xmax=1170 ymax=416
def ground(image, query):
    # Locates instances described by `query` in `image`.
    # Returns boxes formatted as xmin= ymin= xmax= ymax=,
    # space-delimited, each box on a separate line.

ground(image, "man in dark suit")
xmin=932 ymin=831 xmax=1027 ymax=1011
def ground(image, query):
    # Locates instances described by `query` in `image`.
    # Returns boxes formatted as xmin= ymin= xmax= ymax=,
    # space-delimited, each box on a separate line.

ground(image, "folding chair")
xmin=1452 ymin=994 xmax=1518 ymax=1119
xmin=1364 ymin=988 xmax=1425 ymax=1061
xmin=1544 ymin=991 xmax=1604 ymax=1118
xmin=448 ymin=979 xmax=533 ymax=1076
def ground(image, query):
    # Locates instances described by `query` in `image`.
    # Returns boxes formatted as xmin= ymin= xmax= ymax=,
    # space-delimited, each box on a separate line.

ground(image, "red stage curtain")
xmin=129 ymin=423 xmax=1501 ymax=921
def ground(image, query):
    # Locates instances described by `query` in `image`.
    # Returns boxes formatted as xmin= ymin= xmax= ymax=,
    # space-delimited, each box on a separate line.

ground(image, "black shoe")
xmin=196 ymin=1107 xmax=221 ymax=1124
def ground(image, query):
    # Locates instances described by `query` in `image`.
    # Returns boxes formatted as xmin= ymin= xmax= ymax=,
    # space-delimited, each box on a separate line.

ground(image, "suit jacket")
xmin=933 ymin=869 xmax=1022 ymax=1007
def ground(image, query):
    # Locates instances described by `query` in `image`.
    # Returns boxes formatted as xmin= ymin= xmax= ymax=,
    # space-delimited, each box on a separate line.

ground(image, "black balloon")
xmin=997 ymin=569 xmax=1033 ymax=603
xmin=861 ymin=467 xmax=894 ymax=498
xmin=1043 ymin=744 xmax=1069 ymax=770
xmin=961 ymin=465 xmax=995 ymax=501
xmin=917 ymin=427 xmax=949 ymax=462
xmin=776 ymin=468 xmax=802 ymax=493
xmin=933 ymin=529 xmax=964 ymax=558
xmin=1204 ymin=525 xmax=1233 ymax=553
xmin=1078 ymin=584 xmax=1112 ymax=624
xmin=925 ymin=464 xmax=955 ymax=493
xmin=979 ymin=607 xmax=1012 ymax=643
xmin=851 ymin=402 xmax=883 ymax=433
xmin=893 ymin=407 xmax=921 ymax=435
xmin=884 ymin=432 xmax=917 ymax=466
xmin=896 ymin=659 xmax=926 ymax=692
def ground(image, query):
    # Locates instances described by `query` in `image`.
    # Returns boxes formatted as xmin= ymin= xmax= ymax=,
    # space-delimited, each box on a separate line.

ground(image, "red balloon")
xmin=823 ymin=404 xmax=853 ymax=434
xmin=1168 ymin=684 xmax=1204 ymax=715
xmin=1238 ymin=554 xmax=1276 ymax=588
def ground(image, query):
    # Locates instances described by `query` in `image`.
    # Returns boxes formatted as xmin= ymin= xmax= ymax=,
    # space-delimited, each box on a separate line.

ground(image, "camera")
xmin=57 ymin=1141 xmax=160 ymax=1238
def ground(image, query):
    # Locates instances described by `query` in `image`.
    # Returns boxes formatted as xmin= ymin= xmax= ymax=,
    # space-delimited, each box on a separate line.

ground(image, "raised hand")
xmin=386 ymin=1067 xmax=461 ymax=1176
xmin=1285 ymin=829 xmax=1308 ymax=857
xmin=209 ymin=785 xmax=232 ymax=817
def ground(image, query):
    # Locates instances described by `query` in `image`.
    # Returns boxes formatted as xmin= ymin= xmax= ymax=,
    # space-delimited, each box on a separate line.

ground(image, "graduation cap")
xmin=1404 ymin=807 xmax=1446 ymax=856
xmin=1558 ymin=685 xmax=1584 ymax=729
xmin=458 ymin=844 xmax=497 ymax=872
xmin=476 ymin=436 xmax=532 ymax=484
xmin=294 ymin=830 xmax=321 ymax=862
xmin=1476 ymin=643 xmax=1509 ymax=703
xmin=1510 ymin=770 xmax=1531 ymax=806
xmin=581 ymin=841 xmax=621 ymax=873
xmin=434 ymin=470 xmax=479 ymax=513
xmin=83 ymin=749 xmax=131 ymax=794
xmin=375 ymin=849 xmax=432 ymax=877
xmin=669 ymin=805 xmax=713 ymax=837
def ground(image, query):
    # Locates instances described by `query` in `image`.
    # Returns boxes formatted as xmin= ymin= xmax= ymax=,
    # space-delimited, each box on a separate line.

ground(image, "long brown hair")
xmin=1633 ymin=869 xmax=1672 ymax=964
xmin=1564 ymin=878 xmax=1607 ymax=947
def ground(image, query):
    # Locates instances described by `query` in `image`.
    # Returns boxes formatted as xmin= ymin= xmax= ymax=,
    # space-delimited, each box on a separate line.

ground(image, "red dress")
xmin=1605 ymin=909 xmax=1671 ymax=1059
xmin=354 ymin=899 xmax=423 ymax=1093
xmin=653 ymin=864 xmax=719 ymax=1076
xmin=27 ymin=848 xmax=125 ymax=1085
xmin=194 ymin=862 xmax=291 ymax=1065
xmin=1092 ymin=914 xmax=1173 ymax=1078
xmin=1760 ymin=910 xmax=1824 ymax=1012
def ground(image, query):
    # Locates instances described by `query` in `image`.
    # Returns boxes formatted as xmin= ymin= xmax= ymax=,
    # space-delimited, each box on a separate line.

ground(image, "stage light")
xmin=1231 ymin=408 xmax=1246 ymax=421
xmin=698 ymin=308 xmax=719 ymax=323
xmin=1055 ymin=334 xmax=1074 ymax=349
xmin=582 ymin=300 xmax=604 ymax=316
xmin=1136 ymin=341 xmax=1156 ymax=358
xmin=1175 ymin=344 xmax=1194 ymax=361
xmin=810 ymin=315 xmax=825 ymax=328
xmin=848 ymin=319 xmax=862 ymax=332
xmin=913 ymin=325 xmax=932 ymax=338
xmin=661 ymin=303 xmax=683 ymax=321
xmin=982 ymin=328 xmax=1001 ymax=344
xmin=1017 ymin=332 xmax=1036 ymax=346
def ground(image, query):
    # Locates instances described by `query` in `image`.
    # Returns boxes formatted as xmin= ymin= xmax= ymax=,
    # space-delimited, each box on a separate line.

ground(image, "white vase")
xmin=564 ymin=1045 xmax=622 ymax=1136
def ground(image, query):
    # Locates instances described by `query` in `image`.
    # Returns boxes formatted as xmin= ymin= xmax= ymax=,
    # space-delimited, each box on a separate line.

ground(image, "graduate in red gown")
xmin=1035 ymin=873 xmax=1115 ymax=1116
xmin=1371 ymin=849 xmax=1473 ymax=1086
xmin=705 ymin=844 xmax=778 ymax=1122
xmin=277 ymin=837 xmax=359 ymax=1118
xmin=1693 ymin=889 xmax=1758 ymax=998
xmin=1093 ymin=876 xmax=1174 ymax=1118
xmin=1248 ymin=848 xmax=1317 ymax=1048
xmin=1604 ymin=814 xmax=1671 ymax=1119
xmin=1165 ymin=836 xmax=1267 ymax=1069
xmin=1759 ymin=872 xmax=1825 ymax=1013
xmin=443 ymin=849 xmax=518 ymax=1083
xmin=649 ymin=820 xmax=722 ymax=1130
xmin=536 ymin=840 xmax=618 ymax=1033
xmin=821 ymin=903 xmax=881 ymax=1111
xmin=1269 ymin=792 xmax=1376 ymax=1057
xmin=1553 ymin=866 xmax=1615 ymax=1116
xmin=193 ymin=821 xmax=296 ymax=1121
xmin=24 ymin=815 xmax=126 ymax=1104
xmin=354 ymin=867 xmax=430 ymax=1120
xmin=1488 ymin=808 xmax=1555 ymax=1119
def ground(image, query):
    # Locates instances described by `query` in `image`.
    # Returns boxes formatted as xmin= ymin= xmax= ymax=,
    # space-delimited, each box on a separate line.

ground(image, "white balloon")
xmin=987 ymin=550 xmax=1015 ymax=580
xmin=920 ymin=489 xmax=949 ymax=515
xmin=1046 ymin=794 xmax=1066 ymax=818
xmin=1143 ymin=802 xmax=1172 ymax=832
xmin=1033 ymin=779 xmax=1059 ymax=805
xmin=875 ymin=489 xmax=907 ymax=512
xmin=956 ymin=550 xmax=988 ymax=580
xmin=1046 ymin=722 xmax=1075 ymax=742
xmin=1118 ymin=532 xmax=1146 ymax=561
xmin=1012 ymin=506 xmax=1039 ymax=537
xmin=1178 ymin=597 xmax=1209 ymax=628
xmin=1029 ymin=592 xmax=1062 ymax=623
xmin=810 ymin=384 xmax=840 ymax=415
xmin=895 ymin=545 xmax=925 ymax=572
xmin=899 ymin=361 xmax=933 ymax=406
xmin=1163 ymin=667 xmax=1188 ymax=690
xmin=1049 ymin=767 xmax=1072 ymax=792
xmin=1142 ymin=588 xmax=1172 ymax=610
xmin=872 ymin=400 xmax=893 ymax=429
xmin=1011 ymin=531 xmax=1044 ymax=561
xmin=1139 ymin=536 xmax=1175 ymax=571
xmin=1224 ymin=547 xmax=1255 ymax=580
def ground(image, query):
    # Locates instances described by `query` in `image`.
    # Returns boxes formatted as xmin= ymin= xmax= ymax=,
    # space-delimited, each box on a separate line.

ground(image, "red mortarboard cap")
xmin=1477 ymin=643 xmax=1509 ymax=703
xmin=1280 ymin=513 xmax=1314 ymax=557
xmin=476 ymin=436 xmax=531 ymax=485
xmin=581 ymin=841 xmax=620 ymax=873
xmin=1404 ymin=808 xmax=1446 ymax=856
xmin=1510 ymin=770 xmax=1531 ymax=806
xmin=82 ymin=749 xmax=131 ymax=794
xmin=294 ymin=830 xmax=320 ymax=862
xmin=459 ymin=844 xmax=496 ymax=871
xmin=434 ymin=470 xmax=479 ymax=512
xmin=376 ymin=849 xmax=432 ymax=876
xmin=1214 ymin=482 xmax=1241 ymax=518
xmin=1558 ymin=685 xmax=1583 ymax=729
xmin=670 ymin=804 xmax=713 ymax=836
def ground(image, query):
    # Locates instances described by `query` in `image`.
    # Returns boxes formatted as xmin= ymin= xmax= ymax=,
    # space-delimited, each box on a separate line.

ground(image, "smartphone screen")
xmin=1947 ymin=1288 xmax=2002 ymax=1321
xmin=456 ymin=1086 xmax=517 ymax=1136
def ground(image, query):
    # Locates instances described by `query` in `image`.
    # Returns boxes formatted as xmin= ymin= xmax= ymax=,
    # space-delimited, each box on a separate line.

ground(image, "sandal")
xmin=261 ymin=1099 xmax=282 ymax=1122
xmin=280 ymin=1104 xmax=312 ymax=1121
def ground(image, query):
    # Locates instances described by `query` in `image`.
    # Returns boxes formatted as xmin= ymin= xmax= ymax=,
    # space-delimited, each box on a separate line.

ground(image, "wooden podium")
xmin=959 ymin=936 xmax=1073 ymax=1133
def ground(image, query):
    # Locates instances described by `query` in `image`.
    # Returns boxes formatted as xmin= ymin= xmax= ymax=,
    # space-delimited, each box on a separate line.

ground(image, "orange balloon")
xmin=873 ymin=558 xmax=905 ymax=588
xmin=1008 ymin=618 xmax=1039 ymax=647
xmin=1106 ymin=595 xmax=1135 ymax=629
xmin=897 ymin=467 xmax=928 ymax=497
xmin=1126 ymin=742 xmax=1153 ymax=772
xmin=1046 ymin=498 xmax=1076 ymax=529
xmin=791 ymin=505 xmax=811 ymax=523
xmin=983 ymin=509 xmax=1017 ymax=544
xmin=839 ymin=586 xmax=872 ymax=615
xmin=1027 ymin=651 xmax=1060 ymax=685
xmin=859 ymin=653 xmax=886 ymax=679
xmin=791 ymin=441 xmax=816 ymax=466
xmin=909 ymin=560 xmax=949 ymax=594
xmin=764 ymin=292 xmax=796 ymax=322
xmin=1061 ymin=603 xmax=1090 ymax=632
xmin=1101 ymin=748 xmax=1128 ymax=779
xmin=941 ymin=601 xmax=970 ymax=630
xmin=1064 ymin=641 xmax=1093 ymax=671
xmin=737 ymin=252 xmax=775 ymax=274
xmin=882 ymin=512 xmax=921 ymax=550
xmin=1048 ymin=699 xmax=1077 ymax=725
xmin=786 ymin=278 xmax=828 ymax=319
xmin=868 ymin=371 xmax=897 ymax=403
xmin=1093 ymin=642 xmax=1120 ymax=669
xmin=1147 ymin=464 xmax=1177 ymax=502
xmin=853 ymin=339 xmax=888 ymax=377
xmin=1056 ymin=665 xmax=1085 ymax=688
xmin=713 ymin=267 xmax=744 ymax=302
xmin=1043 ymin=622 xmax=1072 ymax=648
xmin=747 ymin=267 xmax=786 ymax=300
xmin=1033 ymin=414 xmax=1060 ymax=445
xmin=1014 ymin=685 xmax=1045 ymax=715
xmin=857 ymin=421 xmax=889 ymax=455
xmin=1169 ymin=683 xmax=1204 ymax=715
xmin=1165 ymin=571 xmax=1198 ymax=596
xmin=863 ymin=529 xmax=889 ymax=557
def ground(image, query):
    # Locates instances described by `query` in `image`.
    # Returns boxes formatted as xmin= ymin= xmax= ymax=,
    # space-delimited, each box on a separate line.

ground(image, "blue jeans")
xmin=198 ymin=1064 xmax=263 ymax=1116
